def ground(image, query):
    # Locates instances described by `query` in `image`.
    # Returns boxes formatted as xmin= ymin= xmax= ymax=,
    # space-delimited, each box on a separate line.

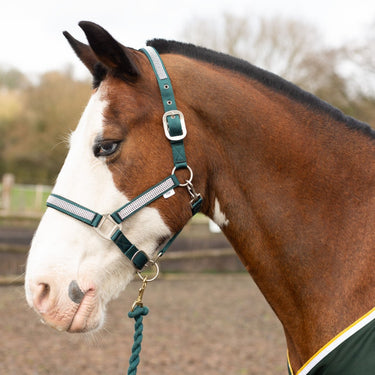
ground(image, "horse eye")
xmin=93 ymin=141 xmax=120 ymax=157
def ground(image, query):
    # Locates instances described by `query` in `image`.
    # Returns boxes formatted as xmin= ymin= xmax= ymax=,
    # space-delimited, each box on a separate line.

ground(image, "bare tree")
xmin=182 ymin=14 xmax=323 ymax=86
xmin=181 ymin=13 xmax=375 ymax=125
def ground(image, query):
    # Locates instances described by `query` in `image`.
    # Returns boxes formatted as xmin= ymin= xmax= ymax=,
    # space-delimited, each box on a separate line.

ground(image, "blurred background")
xmin=1 ymin=1 xmax=375 ymax=374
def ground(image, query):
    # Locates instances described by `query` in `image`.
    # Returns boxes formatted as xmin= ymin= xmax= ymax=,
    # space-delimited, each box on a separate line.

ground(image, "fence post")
xmin=35 ymin=184 xmax=44 ymax=209
xmin=2 ymin=173 xmax=15 ymax=213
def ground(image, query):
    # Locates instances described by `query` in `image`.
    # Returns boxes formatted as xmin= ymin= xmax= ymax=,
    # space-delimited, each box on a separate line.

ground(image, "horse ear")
xmin=78 ymin=21 xmax=139 ymax=79
xmin=63 ymin=31 xmax=98 ymax=75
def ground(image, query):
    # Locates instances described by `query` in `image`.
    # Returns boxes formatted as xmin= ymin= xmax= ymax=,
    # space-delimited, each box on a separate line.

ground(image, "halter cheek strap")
xmin=141 ymin=46 xmax=187 ymax=170
xmin=46 ymin=47 xmax=202 ymax=270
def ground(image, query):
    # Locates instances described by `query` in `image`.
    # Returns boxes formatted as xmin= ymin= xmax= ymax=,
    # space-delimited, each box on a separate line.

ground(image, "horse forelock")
xmin=92 ymin=62 xmax=107 ymax=89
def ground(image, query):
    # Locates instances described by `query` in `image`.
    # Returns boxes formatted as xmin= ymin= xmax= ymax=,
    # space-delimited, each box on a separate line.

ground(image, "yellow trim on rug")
xmin=287 ymin=306 xmax=375 ymax=375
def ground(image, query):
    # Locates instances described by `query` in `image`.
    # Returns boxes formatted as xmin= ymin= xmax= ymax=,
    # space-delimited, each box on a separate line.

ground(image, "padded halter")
xmin=46 ymin=47 xmax=202 ymax=270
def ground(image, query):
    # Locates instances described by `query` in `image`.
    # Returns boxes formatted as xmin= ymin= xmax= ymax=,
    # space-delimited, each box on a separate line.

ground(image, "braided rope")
xmin=127 ymin=306 xmax=149 ymax=375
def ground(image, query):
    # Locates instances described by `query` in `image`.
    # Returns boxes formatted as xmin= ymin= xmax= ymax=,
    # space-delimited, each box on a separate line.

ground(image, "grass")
xmin=1 ymin=183 xmax=51 ymax=215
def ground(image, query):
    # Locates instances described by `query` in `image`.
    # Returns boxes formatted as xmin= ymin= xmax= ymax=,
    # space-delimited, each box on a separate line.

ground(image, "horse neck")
xmin=178 ymin=59 xmax=375 ymax=367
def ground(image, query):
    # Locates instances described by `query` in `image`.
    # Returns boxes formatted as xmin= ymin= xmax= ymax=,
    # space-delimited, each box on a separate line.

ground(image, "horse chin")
xmin=66 ymin=289 xmax=103 ymax=333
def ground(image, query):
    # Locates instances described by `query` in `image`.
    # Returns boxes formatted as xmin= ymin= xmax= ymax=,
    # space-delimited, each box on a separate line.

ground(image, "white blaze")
xmin=25 ymin=87 xmax=171 ymax=331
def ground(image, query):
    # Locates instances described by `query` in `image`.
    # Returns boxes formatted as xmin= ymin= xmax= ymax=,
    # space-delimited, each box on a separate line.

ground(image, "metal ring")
xmin=137 ymin=259 xmax=160 ymax=282
xmin=171 ymin=165 xmax=193 ymax=187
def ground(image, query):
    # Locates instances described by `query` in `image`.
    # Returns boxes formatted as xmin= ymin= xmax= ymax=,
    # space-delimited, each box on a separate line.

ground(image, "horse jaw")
xmin=25 ymin=86 xmax=171 ymax=333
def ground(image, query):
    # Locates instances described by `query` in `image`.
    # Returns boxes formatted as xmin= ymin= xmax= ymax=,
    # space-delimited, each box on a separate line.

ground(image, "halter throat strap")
xmin=46 ymin=47 xmax=202 ymax=270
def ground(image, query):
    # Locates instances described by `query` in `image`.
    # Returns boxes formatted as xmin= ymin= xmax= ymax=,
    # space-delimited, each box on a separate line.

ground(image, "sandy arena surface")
xmin=0 ymin=274 xmax=287 ymax=375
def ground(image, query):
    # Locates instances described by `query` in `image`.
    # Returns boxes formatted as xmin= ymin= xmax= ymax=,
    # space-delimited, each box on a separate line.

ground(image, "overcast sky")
xmin=2 ymin=0 xmax=375 ymax=78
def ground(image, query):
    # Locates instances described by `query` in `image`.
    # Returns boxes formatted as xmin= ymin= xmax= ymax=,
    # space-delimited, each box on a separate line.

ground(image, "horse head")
xmin=25 ymin=21 xmax=206 ymax=333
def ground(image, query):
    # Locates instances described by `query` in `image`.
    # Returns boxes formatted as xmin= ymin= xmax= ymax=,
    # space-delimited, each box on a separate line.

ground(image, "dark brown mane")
xmin=148 ymin=38 xmax=375 ymax=139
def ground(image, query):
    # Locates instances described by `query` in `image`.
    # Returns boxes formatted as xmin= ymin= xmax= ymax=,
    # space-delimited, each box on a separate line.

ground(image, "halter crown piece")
xmin=46 ymin=47 xmax=202 ymax=270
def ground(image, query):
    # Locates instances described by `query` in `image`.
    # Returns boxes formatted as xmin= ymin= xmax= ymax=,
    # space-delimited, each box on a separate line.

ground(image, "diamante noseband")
xmin=46 ymin=47 xmax=202 ymax=270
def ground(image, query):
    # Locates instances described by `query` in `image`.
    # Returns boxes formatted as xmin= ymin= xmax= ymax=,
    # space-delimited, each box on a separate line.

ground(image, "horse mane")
xmin=147 ymin=39 xmax=375 ymax=139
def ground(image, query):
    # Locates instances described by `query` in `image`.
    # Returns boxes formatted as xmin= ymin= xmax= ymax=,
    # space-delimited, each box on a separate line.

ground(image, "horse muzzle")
xmin=27 ymin=280 xmax=101 ymax=333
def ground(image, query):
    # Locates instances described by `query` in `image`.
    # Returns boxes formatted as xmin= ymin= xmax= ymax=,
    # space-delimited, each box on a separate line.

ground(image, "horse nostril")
xmin=33 ymin=283 xmax=51 ymax=312
xmin=68 ymin=280 xmax=85 ymax=304
xmin=40 ymin=283 xmax=50 ymax=297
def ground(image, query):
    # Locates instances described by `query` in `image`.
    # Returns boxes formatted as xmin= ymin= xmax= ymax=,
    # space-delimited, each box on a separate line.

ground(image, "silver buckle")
xmin=95 ymin=214 xmax=121 ymax=240
xmin=163 ymin=110 xmax=187 ymax=141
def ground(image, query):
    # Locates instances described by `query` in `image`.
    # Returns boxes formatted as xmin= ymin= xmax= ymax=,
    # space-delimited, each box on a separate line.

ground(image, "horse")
xmin=25 ymin=21 xmax=375 ymax=374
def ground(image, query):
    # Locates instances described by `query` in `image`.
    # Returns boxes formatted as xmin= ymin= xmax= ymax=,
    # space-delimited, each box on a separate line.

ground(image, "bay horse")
xmin=25 ymin=21 xmax=375 ymax=374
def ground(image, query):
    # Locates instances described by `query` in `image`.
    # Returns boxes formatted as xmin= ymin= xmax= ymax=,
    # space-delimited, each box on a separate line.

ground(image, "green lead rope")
xmin=127 ymin=305 xmax=149 ymax=375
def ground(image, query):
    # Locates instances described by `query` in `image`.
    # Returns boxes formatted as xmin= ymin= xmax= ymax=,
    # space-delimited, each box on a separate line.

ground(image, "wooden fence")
xmin=0 ymin=174 xmax=245 ymax=285
xmin=0 ymin=174 xmax=51 ymax=216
